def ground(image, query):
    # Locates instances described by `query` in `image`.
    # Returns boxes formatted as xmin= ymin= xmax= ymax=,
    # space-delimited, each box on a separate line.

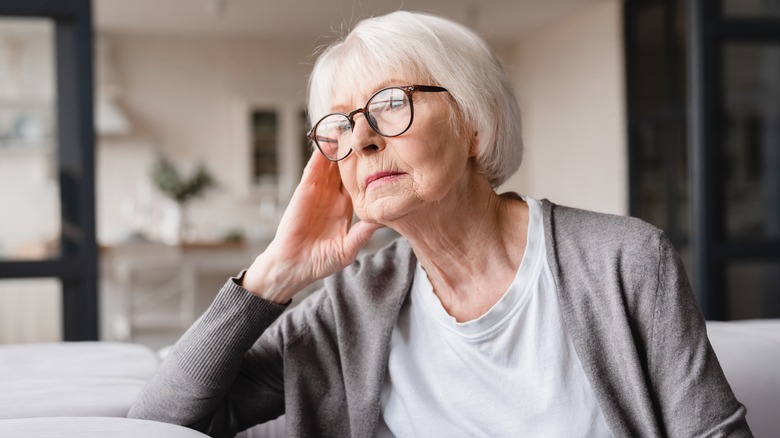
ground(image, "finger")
xmin=290 ymin=154 xmax=335 ymax=206
xmin=302 ymin=147 xmax=323 ymax=174
xmin=301 ymin=150 xmax=327 ymax=184
xmin=304 ymin=151 xmax=344 ymax=192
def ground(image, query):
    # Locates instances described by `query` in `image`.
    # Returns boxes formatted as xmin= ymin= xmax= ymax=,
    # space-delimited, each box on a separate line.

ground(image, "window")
xmin=0 ymin=0 xmax=98 ymax=341
xmin=246 ymin=104 xmax=311 ymax=203
xmin=251 ymin=110 xmax=278 ymax=185
xmin=625 ymin=0 xmax=690 ymax=265
xmin=0 ymin=18 xmax=60 ymax=262
xmin=626 ymin=0 xmax=780 ymax=319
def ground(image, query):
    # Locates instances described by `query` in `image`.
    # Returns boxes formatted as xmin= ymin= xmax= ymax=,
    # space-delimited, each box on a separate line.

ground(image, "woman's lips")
xmin=365 ymin=171 xmax=405 ymax=189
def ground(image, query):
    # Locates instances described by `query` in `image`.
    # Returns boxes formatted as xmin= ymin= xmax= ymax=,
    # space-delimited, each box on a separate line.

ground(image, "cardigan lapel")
xmin=339 ymin=239 xmax=417 ymax=437
xmin=540 ymin=199 xmax=662 ymax=437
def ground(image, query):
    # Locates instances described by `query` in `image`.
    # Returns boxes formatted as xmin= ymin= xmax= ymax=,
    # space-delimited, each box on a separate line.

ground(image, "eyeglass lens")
xmin=313 ymin=87 xmax=412 ymax=161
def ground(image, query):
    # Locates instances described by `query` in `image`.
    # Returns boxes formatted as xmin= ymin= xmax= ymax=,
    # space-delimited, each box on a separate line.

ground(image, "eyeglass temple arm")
xmin=412 ymin=85 xmax=448 ymax=93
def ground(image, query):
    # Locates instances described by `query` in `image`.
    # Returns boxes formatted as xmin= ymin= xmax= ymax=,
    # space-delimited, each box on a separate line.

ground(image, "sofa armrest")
xmin=0 ymin=417 xmax=209 ymax=437
xmin=0 ymin=342 xmax=159 ymax=419
xmin=707 ymin=320 xmax=780 ymax=438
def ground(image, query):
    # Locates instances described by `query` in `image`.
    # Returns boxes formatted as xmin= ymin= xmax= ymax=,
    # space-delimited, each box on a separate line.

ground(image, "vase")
xmin=178 ymin=202 xmax=196 ymax=244
xmin=161 ymin=202 xmax=192 ymax=245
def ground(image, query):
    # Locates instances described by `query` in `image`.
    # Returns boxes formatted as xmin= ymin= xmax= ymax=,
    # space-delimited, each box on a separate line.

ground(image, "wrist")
xmin=241 ymin=253 xmax=304 ymax=304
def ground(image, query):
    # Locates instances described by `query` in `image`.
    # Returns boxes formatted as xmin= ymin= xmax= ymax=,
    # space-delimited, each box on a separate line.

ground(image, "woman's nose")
xmin=350 ymin=114 xmax=385 ymax=156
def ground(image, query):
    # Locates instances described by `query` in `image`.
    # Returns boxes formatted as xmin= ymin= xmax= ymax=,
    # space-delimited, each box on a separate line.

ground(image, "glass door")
xmin=689 ymin=0 xmax=780 ymax=319
xmin=0 ymin=0 xmax=98 ymax=341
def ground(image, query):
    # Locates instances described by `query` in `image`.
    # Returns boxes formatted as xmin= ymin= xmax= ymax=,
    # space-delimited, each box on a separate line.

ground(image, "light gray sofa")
xmin=705 ymin=320 xmax=780 ymax=437
xmin=0 ymin=342 xmax=210 ymax=437
xmin=0 ymin=320 xmax=777 ymax=437
xmin=0 ymin=342 xmax=158 ymax=419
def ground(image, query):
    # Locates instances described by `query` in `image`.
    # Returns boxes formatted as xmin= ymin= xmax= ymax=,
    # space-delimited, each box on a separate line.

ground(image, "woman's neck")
xmin=388 ymin=171 xmax=529 ymax=322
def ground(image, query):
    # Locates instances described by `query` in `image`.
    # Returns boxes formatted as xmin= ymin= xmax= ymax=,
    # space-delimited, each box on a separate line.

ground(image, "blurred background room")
xmin=0 ymin=0 xmax=778 ymax=349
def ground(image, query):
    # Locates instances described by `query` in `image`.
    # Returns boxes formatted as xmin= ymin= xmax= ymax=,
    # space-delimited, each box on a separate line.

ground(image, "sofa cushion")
xmin=0 ymin=342 xmax=159 ymax=419
xmin=0 ymin=417 xmax=209 ymax=437
xmin=707 ymin=319 xmax=780 ymax=438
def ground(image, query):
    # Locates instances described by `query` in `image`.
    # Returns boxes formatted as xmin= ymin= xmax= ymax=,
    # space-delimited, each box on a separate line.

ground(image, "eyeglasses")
xmin=308 ymin=85 xmax=449 ymax=161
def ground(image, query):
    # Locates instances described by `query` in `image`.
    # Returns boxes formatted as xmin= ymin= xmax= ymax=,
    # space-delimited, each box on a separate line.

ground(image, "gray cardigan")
xmin=128 ymin=200 xmax=752 ymax=437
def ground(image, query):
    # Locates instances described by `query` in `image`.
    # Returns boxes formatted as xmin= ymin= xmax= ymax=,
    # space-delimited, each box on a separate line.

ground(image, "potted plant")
xmin=150 ymin=158 xmax=215 ymax=243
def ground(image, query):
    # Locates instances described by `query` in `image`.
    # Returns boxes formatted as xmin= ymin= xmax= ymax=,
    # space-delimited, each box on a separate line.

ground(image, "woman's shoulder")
xmin=539 ymin=200 xmax=683 ymax=322
xmin=539 ymin=199 xmax=677 ymax=284
xmin=541 ymin=199 xmax=666 ymax=251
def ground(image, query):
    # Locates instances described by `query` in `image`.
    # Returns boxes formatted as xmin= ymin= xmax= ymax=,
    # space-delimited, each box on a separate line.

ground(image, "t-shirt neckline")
xmin=412 ymin=195 xmax=545 ymax=339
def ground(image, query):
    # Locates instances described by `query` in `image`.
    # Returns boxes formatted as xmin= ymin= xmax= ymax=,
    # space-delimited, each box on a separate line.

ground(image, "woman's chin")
xmin=357 ymin=199 xmax=417 ymax=225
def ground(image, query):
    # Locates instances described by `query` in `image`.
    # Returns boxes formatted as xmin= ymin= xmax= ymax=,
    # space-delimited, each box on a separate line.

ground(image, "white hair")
xmin=307 ymin=11 xmax=523 ymax=187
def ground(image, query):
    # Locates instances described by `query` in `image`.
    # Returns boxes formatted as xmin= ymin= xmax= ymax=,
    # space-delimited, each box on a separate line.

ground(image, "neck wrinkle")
xmin=388 ymin=172 xmax=528 ymax=321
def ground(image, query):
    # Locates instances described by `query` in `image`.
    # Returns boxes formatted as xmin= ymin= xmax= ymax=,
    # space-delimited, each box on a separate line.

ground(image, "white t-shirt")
xmin=376 ymin=196 xmax=611 ymax=437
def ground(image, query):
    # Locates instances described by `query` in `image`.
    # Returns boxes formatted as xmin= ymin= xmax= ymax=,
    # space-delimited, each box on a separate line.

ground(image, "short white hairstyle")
xmin=307 ymin=11 xmax=523 ymax=187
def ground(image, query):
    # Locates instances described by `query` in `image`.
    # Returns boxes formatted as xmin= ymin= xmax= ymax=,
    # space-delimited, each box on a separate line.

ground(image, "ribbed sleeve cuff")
xmin=172 ymin=275 xmax=289 ymax=388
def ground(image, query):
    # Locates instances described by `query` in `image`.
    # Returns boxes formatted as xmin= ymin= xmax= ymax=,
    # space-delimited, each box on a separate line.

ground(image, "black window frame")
xmin=0 ymin=0 xmax=98 ymax=340
xmin=689 ymin=0 xmax=780 ymax=319
xmin=626 ymin=0 xmax=780 ymax=319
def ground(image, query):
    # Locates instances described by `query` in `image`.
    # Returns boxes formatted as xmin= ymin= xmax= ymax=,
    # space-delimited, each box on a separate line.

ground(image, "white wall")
xmin=500 ymin=0 xmax=627 ymax=215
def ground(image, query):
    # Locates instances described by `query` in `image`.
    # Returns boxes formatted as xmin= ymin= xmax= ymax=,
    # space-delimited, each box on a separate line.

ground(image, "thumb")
xmin=342 ymin=221 xmax=385 ymax=259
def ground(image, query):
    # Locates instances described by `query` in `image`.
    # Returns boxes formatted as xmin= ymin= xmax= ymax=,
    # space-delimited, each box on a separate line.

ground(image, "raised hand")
xmin=242 ymin=151 xmax=383 ymax=303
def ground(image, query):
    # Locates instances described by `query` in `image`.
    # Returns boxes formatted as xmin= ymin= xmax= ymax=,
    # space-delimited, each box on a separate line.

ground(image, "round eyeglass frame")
xmin=307 ymin=85 xmax=449 ymax=162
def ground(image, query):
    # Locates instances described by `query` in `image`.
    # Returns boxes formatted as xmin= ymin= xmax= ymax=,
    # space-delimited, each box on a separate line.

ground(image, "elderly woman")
xmin=129 ymin=11 xmax=750 ymax=438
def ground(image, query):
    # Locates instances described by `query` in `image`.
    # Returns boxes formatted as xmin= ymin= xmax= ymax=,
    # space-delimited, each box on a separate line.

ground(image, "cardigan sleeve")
xmin=127 ymin=275 xmax=290 ymax=437
xmin=648 ymin=235 xmax=752 ymax=437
